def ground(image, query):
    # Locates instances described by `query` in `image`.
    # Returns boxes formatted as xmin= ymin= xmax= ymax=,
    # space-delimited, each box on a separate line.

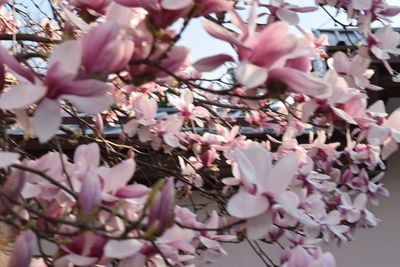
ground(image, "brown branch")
xmin=0 ymin=33 xmax=60 ymax=44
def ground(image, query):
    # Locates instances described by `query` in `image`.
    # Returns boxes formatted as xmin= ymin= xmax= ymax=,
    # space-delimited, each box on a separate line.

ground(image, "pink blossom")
xmin=0 ymin=41 xmax=113 ymax=143
xmin=81 ymin=22 xmax=134 ymax=75
xmin=202 ymin=19 xmax=329 ymax=97
xmin=148 ymin=179 xmax=175 ymax=236
xmin=262 ymin=0 xmax=318 ymax=25
xmin=281 ymin=246 xmax=335 ymax=267
xmin=167 ymin=89 xmax=210 ymax=126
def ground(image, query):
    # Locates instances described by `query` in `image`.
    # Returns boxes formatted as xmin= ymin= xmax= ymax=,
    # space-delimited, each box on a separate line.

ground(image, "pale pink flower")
xmin=202 ymin=19 xmax=328 ymax=97
xmin=167 ymin=89 xmax=210 ymax=126
xmin=263 ymin=0 xmax=318 ymax=25
xmin=0 ymin=41 xmax=113 ymax=143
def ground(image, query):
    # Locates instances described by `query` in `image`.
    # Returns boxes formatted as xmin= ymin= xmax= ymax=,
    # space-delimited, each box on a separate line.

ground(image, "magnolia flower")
xmin=202 ymin=19 xmax=328 ymax=97
xmin=329 ymin=51 xmax=382 ymax=91
xmin=227 ymin=143 xmax=315 ymax=239
xmin=81 ymin=22 xmax=134 ymax=75
xmin=167 ymin=89 xmax=210 ymax=126
xmin=368 ymin=25 xmax=400 ymax=60
xmin=281 ymin=245 xmax=335 ymax=267
xmin=0 ymin=41 xmax=113 ymax=143
xmin=263 ymin=0 xmax=318 ymax=25
xmin=114 ymin=0 xmax=231 ymax=28
xmin=148 ymin=179 xmax=175 ymax=236
xmin=339 ymin=193 xmax=377 ymax=225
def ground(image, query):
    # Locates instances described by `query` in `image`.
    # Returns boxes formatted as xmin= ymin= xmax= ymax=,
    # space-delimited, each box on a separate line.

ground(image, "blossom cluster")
xmin=0 ymin=0 xmax=399 ymax=266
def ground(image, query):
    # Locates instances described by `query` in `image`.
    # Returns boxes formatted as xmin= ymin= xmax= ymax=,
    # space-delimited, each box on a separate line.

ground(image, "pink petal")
xmin=48 ymin=40 xmax=82 ymax=76
xmin=79 ymin=169 xmax=101 ymax=212
xmin=163 ymin=135 xmax=180 ymax=147
xmin=62 ymin=93 xmax=113 ymax=114
xmin=64 ymin=9 xmax=90 ymax=31
xmin=235 ymin=60 xmax=268 ymax=88
xmin=74 ymin=143 xmax=100 ymax=167
xmin=367 ymin=100 xmax=386 ymax=115
xmin=193 ymin=54 xmax=234 ymax=72
xmin=0 ymin=83 xmax=47 ymax=110
xmin=332 ymin=51 xmax=350 ymax=73
xmin=161 ymin=0 xmax=193 ymax=10
xmin=245 ymin=211 xmax=273 ymax=240
xmin=0 ymin=151 xmax=19 ymax=168
xmin=382 ymin=139 xmax=398 ymax=160
xmin=33 ymin=98 xmax=61 ymax=143
xmin=265 ymin=154 xmax=298 ymax=194
xmin=352 ymin=0 xmax=372 ymax=10
xmin=105 ymin=159 xmax=136 ymax=193
xmin=289 ymin=6 xmax=318 ymax=13
xmin=385 ymin=107 xmax=400 ymax=131
xmin=227 ymin=189 xmax=269 ymax=218
xmin=199 ymin=236 xmax=220 ymax=249
xmin=234 ymin=143 xmax=272 ymax=192
xmin=202 ymin=20 xmax=248 ymax=50
xmin=119 ymin=253 xmax=147 ymax=267
xmin=367 ymin=125 xmax=390 ymax=145
xmin=276 ymin=8 xmax=299 ymax=25
xmin=353 ymin=193 xmax=367 ymax=209
xmin=268 ymin=67 xmax=329 ymax=97
xmin=63 ymin=79 xmax=110 ymax=97
xmin=65 ymin=254 xmax=98 ymax=266
xmin=104 ymin=239 xmax=143 ymax=259
xmin=250 ymin=21 xmax=297 ymax=69
xmin=331 ymin=107 xmax=357 ymax=124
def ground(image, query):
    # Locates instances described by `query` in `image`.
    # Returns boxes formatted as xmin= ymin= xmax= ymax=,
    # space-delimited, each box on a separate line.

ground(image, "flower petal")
xmin=104 ymin=239 xmax=143 ymax=259
xmin=62 ymin=93 xmax=113 ymax=114
xmin=265 ymin=153 xmax=298 ymax=193
xmin=0 ymin=83 xmax=46 ymax=110
xmin=0 ymin=151 xmax=19 ymax=168
xmin=227 ymin=189 xmax=269 ymax=218
xmin=33 ymin=98 xmax=61 ymax=143
xmin=161 ymin=0 xmax=192 ymax=10
xmin=245 ymin=211 xmax=273 ymax=240
xmin=268 ymin=67 xmax=329 ymax=97
xmin=234 ymin=143 xmax=272 ymax=192
xmin=193 ymin=54 xmax=234 ymax=72
xmin=235 ymin=60 xmax=268 ymax=88
xmin=48 ymin=40 xmax=82 ymax=76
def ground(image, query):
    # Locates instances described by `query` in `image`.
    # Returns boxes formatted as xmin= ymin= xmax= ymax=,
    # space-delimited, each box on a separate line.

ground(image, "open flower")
xmin=0 ymin=41 xmax=113 ymax=142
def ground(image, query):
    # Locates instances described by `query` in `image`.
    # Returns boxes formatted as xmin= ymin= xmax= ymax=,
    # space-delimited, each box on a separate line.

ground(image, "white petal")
xmin=246 ymin=212 xmax=273 ymax=240
xmin=235 ymin=60 xmax=268 ymax=88
xmin=33 ymin=99 xmax=61 ymax=143
xmin=65 ymin=254 xmax=98 ymax=266
xmin=0 ymin=82 xmax=46 ymax=110
xmin=104 ymin=239 xmax=143 ymax=259
xmin=48 ymin=40 xmax=82 ymax=76
xmin=227 ymin=190 xmax=269 ymax=218
xmin=62 ymin=93 xmax=114 ymax=114
xmin=0 ymin=151 xmax=19 ymax=168
xmin=161 ymin=0 xmax=193 ymax=10
xmin=265 ymin=154 xmax=298 ymax=193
